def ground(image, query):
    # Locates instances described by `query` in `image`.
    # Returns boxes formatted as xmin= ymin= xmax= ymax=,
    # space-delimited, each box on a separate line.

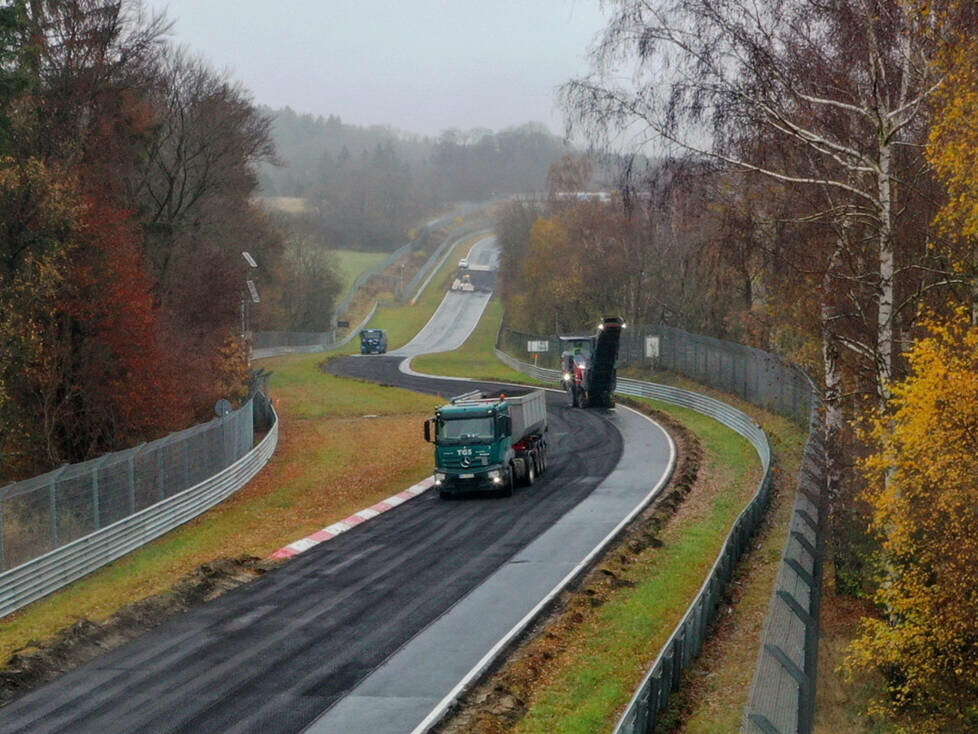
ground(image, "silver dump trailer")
xmin=507 ymin=390 xmax=547 ymax=440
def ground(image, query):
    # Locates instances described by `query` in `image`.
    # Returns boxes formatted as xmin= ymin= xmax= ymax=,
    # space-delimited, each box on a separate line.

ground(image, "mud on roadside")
xmin=433 ymin=399 xmax=702 ymax=734
xmin=0 ymin=555 xmax=282 ymax=707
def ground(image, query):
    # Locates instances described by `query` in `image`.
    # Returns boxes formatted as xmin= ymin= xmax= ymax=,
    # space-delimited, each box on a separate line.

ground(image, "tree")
xmin=846 ymin=312 xmax=978 ymax=730
xmin=927 ymin=5 xmax=978 ymax=321
xmin=563 ymin=0 xmax=958 ymax=406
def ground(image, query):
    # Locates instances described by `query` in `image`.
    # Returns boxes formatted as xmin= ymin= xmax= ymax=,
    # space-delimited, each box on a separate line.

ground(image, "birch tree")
xmin=563 ymin=0 xmax=955 ymax=408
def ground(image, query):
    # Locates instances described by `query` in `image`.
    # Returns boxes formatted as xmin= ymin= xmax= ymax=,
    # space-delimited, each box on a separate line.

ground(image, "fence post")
xmin=127 ymin=446 xmax=141 ymax=515
xmin=91 ymin=460 xmax=100 ymax=531
xmin=48 ymin=465 xmax=68 ymax=550
xmin=156 ymin=445 xmax=165 ymax=502
xmin=0 ymin=495 xmax=5 ymax=572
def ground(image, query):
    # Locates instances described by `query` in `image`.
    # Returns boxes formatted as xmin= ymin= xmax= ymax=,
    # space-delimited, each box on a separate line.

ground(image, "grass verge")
xmin=363 ymin=231 xmax=493 ymax=349
xmin=512 ymin=400 xmax=760 ymax=733
xmin=0 ymin=352 xmax=439 ymax=670
xmin=331 ymin=249 xmax=389 ymax=302
xmin=624 ymin=369 xmax=806 ymax=733
xmin=410 ymin=300 xmax=545 ymax=384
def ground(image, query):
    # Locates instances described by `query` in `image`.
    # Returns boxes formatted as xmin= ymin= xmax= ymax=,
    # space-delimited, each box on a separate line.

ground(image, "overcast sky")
xmin=147 ymin=1 xmax=609 ymax=138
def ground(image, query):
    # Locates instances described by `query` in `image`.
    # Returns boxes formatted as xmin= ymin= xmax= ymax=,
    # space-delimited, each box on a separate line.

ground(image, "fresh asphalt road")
xmin=0 ymin=236 xmax=676 ymax=733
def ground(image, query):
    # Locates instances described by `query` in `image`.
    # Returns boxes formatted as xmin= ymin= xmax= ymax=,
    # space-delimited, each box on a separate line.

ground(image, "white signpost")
xmin=527 ymin=340 xmax=549 ymax=353
xmin=645 ymin=336 xmax=660 ymax=359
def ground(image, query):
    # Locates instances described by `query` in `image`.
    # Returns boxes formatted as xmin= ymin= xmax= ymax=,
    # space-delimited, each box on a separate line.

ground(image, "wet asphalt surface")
xmin=0 ymin=365 xmax=623 ymax=734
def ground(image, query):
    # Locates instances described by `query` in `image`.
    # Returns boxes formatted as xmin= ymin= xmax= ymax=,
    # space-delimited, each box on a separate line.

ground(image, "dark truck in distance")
xmin=359 ymin=328 xmax=387 ymax=354
xmin=560 ymin=316 xmax=625 ymax=408
xmin=424 ymin=389 xmax=548 ymax=498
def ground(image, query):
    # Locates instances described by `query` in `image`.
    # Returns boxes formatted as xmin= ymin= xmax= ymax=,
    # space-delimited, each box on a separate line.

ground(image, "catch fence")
xmin=497 ymin=322 xmax=824 ymax=734
xmin=0 ymin=400 xmax=254 ymax=575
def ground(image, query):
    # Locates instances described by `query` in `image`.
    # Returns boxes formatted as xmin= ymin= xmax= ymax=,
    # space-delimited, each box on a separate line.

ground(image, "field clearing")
xmin=331 ymin=249 xmax=388 ymax=301
xmin=260 ymin=196 xmax=312 ymax=214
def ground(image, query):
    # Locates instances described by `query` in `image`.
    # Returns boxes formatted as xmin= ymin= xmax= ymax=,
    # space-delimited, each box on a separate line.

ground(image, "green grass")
xmin=0 ymin=352 xmax=438 ymax=664
xmin=514 ymin=398 xmax=760 ymax=733
xmin=330 ymin=250 xmax=388 ymax=301
xmin=410 ymin=301 xmax=546 ymax=383
xmin=362 ymin=231 xmax=492 ymax=350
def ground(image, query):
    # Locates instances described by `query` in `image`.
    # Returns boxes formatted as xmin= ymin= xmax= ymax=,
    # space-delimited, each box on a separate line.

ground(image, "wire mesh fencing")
xmin=252 ymin=331 xmax=336 ymax=350
xmin=499 ymin=324 xmax=812 ymax=428
xmin=0 ymin=400 xmax=254 ymax=574
xmin=498 ymin=322 xmax=824 ymax=734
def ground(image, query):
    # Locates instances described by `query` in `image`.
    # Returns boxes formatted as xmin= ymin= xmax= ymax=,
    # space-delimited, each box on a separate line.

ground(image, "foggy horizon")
xmin=148 ymin=1 xmax=609 ymax=139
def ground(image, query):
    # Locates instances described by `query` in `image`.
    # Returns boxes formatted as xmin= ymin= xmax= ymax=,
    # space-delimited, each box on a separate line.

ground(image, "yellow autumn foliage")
xmin=845 ymin=311 xmax=978 ymax=730
xmin=928 ymin=16 xmax=978 ymax=242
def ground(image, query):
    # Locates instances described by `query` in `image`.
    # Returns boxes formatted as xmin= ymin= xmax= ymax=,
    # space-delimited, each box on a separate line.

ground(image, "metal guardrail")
xmin=498 ymin=322 xmax=825 ymax=733
xmin=743 ymin=397 xmax=823 ymax=734
xmin=404 ymin=226 xmax=492 ymax=304
xmin=252 ymin=303 xmax=378 ymax=360
xmin=494 ymin=346 xmax=808 ymax=732
xmin=0 ymin=403 xmax=279 ymax=618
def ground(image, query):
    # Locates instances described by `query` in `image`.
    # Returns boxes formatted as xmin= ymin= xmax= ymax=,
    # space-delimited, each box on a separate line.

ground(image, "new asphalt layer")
xmin=0 ymin=235 xmax=674 ymax=733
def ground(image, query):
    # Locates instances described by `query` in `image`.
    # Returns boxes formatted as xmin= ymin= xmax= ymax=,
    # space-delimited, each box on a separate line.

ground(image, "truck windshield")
xmin=362 ymin=330 xmax=382 ymax=339
xmin=438 ymin=416 xmax=494 ymax=443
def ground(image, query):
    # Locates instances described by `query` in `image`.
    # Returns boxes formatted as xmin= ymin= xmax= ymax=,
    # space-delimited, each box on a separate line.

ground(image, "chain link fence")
xmin=0 ymin=401 xmax=254 ymax=574
xmin=499 ymin=324 xmax=812 ymax=427
xmin=498 ymin=322 xmax=824 ymax=734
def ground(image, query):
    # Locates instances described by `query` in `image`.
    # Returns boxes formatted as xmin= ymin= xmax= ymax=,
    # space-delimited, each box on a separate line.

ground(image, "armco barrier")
xmin=252 ymin=304 xmax=378 ymax=360
xmin=0 ymin=404 xmax=278 ymax=618
xmin=493 ymin=348 xmax=774 ymax=732
xmin=743 ymin=398 xmax=823 ymax=734
xmin=495 ymin=337 xmax=823 ymax=734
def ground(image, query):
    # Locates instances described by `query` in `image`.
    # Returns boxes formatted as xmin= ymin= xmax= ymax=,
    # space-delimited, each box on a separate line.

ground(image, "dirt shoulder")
xmin=434 ymin=402 xmax=703 ymax=733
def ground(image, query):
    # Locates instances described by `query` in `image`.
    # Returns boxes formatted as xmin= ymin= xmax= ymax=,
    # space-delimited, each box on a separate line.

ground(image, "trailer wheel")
xmin=526 ymin=458 xmax=536 ymax=486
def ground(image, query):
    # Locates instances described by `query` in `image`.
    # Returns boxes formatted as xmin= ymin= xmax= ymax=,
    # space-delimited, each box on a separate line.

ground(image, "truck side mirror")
xmin=424 ymin=418 xmax=434 ymax=443
xmin=499 ymin=416 xmax=511 ymax=435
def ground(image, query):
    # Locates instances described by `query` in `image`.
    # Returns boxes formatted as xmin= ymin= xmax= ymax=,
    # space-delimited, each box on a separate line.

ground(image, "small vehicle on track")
xmin=359 ymin=328 xmax=388 ymax=354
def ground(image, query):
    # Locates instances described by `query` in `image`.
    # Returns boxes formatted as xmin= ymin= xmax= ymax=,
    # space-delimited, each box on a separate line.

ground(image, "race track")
xmin=0 ymin=234 xmax=673 ymax=734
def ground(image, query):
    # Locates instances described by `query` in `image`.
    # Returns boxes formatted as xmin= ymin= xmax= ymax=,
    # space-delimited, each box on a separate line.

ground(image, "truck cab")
xmin=359 ymin=328 xmax=388 ymax=354
xmin=424 ymin=390 xmax=548 ymax=498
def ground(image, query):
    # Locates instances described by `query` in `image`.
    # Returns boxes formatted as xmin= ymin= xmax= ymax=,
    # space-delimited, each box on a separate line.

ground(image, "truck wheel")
xmin=501 ymin=468 xmax=515 ymax=497
xmin=526 ymin=459 xmax=536 ymax=486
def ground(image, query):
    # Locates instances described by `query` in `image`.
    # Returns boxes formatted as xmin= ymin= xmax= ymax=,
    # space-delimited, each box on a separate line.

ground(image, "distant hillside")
xmin=258 ymin=106 xmax=570 ymax=201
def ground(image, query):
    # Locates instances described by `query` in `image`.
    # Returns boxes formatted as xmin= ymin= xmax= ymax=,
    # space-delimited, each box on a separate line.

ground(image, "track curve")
xmin=0 ymin=235 xmax=671 ymax=734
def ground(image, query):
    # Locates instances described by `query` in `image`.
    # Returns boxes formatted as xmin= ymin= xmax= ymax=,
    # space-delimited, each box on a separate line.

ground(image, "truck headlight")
xmin=487 ymin=470 xmax=500 ymax=479
xmin=435 ymin=473 xmax=445 ymax=483
xmin=563 ymin=373 xmax=572 ymax=381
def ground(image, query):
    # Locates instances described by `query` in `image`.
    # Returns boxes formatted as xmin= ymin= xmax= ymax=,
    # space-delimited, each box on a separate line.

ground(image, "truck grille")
xmin=442 ymin=454 xmax=490 ymax=470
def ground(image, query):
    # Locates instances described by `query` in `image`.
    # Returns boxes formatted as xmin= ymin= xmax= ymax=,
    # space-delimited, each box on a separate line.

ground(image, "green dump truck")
xmin=424 ymin=389 xmax=549 ymax=498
